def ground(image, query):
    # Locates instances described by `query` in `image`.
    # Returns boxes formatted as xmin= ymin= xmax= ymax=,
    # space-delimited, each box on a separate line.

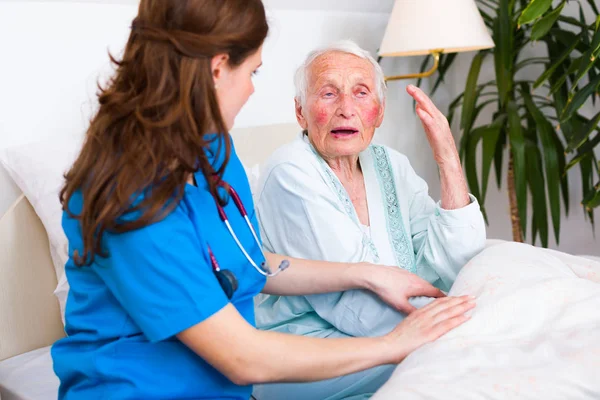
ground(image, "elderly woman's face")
xmin=296 ymin=52 xmax=385 ymax=159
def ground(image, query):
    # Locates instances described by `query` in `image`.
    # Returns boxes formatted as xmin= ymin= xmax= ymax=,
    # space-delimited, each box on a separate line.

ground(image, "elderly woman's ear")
xmin=295 ymin=98 xmax=309 ymax=130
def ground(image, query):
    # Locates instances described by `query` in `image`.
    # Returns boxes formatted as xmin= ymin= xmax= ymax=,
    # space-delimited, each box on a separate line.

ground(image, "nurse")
xmin=51 ymin=1 xmax=476 ymax=399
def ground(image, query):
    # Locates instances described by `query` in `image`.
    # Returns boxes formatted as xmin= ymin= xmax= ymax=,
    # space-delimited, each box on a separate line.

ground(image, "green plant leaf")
xmin=581 ymin=5 xmax=591 ymax=45
xmin=461 ymin=52 xmax=486 ymax=130
xmin=479 ymin=8 xmax=495 ymax=28
xmin=588 ymin=0 xmax=599 ymax=15
xmin=552 ymin=28 xmax=589 ymax=54
xmin=583 ymin=182 xmax=600 ymax=211
xmin=561 ymin=74 xmax=600 ymax=122
xmin=592 ymin=20 xmax=600 ymax=55
xmin=464 ymin=126 xmax=485 ymax=202
xmin=566 ymin=111 xmax=600 ymax=151
xmin=507 ymin=100 xmax=528 ymax=236
xmin=534 ymin=37 xmax=581 ymax=89
xmin=550 ymin=57 xmax=582 ymax=95
xmin=494 ymin=127 xmax=507 ymax=189
xmin=522 ymin=86 xmax=562 ymax=244
xmin=587 ymin=23 xmax=600 ymax=105
xmin=495 ymin=0 xmax=514 ymax=107
xmin=481 ymin=116 xmax=506 ymax=202
xmin=531 ymin=1 xmax=566 ymax=41
xmin=568 ymin=147 xmax=598 ymax=223
xmin=557 ymin=15 xmax=595 ymax=31
xmin=459 ymin=101 xmax=488 ymax=160
xmin=571 ymin=24 xmax=600 ymax=90
xmin=571 ymin=50 xmax=598 ymax=90
xmin=415 ymin=55 xmax=431 ymax=90
xmin=585 ymin=191 xmax=600 ymax=210
xmin=566 ymin=135 xmax=600 ymax=171
xmin=553 ymin=130 xmax=570 ymax=215
xmin=431 ymin=53 xmax=458 ymax=95
xmin=526 ymin=140 xmax=549 ymax=247
xmin=518 ymin=0 xmax=552 ymax=26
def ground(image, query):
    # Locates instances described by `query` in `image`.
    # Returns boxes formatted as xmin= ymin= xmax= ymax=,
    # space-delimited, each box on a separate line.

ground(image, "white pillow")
xmin=243 ymin=163 xmax=261 ymax=204
xmin=0 ymin=136 xmax=83 ymax=324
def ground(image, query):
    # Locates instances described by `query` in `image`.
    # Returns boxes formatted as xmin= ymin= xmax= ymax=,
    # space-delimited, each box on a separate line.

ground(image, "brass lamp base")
xmin=384 ymin=50 xmax=443 ymax=81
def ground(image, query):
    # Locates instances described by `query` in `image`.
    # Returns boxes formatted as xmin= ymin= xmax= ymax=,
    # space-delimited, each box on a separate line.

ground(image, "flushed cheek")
xmin=312 ymin=106 xmax=332 ymax=127
xmin=361 ymin=104 xmax=382 ymax=125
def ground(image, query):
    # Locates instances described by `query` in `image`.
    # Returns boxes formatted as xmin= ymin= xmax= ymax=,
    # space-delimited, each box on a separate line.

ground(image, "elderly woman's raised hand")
xmin=406 ymin=84 xmax=460 ymax=167
xmin=406 ymin=84 xmax=471 ymax=210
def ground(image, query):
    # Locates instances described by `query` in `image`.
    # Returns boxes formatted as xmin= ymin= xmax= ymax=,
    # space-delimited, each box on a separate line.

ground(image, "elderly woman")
xmin=252 ymin=40 xmax=486 ymax=400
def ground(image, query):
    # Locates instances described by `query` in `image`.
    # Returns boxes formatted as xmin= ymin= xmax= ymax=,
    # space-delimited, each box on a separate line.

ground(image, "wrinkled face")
xmin=296 ymin=52 xmax=385 ymax=159
xmin=215 ymin=45 xmax=263 ymax=131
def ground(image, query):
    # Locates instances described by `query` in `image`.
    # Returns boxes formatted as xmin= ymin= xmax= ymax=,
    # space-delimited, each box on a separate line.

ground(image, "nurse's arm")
xmin=262 ymin=252 xmax=444 ymax=313
xmin=262 ymin=251 xmax=374 ymax=295
xmin=177 ymin=297 xmax=473 ymax=385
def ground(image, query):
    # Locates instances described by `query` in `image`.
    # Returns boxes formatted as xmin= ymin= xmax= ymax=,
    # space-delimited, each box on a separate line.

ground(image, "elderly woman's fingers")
xmin=415 ymin=105 xmax=435 ymax=128
xmin=406 ymin=277 xmax=446 ymax=298
xmin=396 ymin=299 xmax=418 ymax=314
xmin=407 ymin=84 xmax=440 ymax=117
xmin=418 ymin=284 xmax=446 ymax=298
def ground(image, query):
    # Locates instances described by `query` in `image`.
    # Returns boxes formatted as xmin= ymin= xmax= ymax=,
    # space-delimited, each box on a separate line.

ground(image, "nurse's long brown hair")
xmin=61 ymin=0 xmax=268 ymax=266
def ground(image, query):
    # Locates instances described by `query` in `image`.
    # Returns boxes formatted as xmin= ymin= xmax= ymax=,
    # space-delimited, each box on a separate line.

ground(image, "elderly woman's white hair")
xmin=294 ymin=39 xmax=387 ymax=107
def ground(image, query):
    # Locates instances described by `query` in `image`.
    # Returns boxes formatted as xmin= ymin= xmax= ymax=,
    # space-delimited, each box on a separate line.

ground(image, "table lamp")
xmin=379 ymin=0 xmax=495 ymax=81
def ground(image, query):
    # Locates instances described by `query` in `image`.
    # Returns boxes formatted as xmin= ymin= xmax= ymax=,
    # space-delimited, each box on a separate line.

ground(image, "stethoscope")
xmin=207 ymin=179 xmax=289 ymax=299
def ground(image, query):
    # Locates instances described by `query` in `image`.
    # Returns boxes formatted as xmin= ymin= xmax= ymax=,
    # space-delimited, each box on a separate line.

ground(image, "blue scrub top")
xmin=52 ymin=134 xmax=267 ymax=399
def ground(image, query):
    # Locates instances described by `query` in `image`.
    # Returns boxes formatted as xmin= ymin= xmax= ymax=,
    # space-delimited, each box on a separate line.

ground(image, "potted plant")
xmin=422 ymin=0 xmax=599 ymax=247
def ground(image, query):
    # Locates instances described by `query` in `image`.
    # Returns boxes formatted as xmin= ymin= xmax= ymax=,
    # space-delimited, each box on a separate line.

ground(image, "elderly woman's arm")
xmin=408 ymin=84 xmax=471 ymax=211
xmin=405 ymin=163 xmax=486 ymax=292
xmin=404 ymin=84 xmax=486 ymax=292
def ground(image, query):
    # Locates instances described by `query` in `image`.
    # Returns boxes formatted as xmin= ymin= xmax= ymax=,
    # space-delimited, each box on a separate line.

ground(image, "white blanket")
xmin=373 ymin=242 xmax=600 ymax=399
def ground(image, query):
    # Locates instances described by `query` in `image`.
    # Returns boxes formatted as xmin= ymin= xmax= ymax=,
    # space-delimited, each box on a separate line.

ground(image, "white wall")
xmin=0 ymin=0 xmax=597 ymax=255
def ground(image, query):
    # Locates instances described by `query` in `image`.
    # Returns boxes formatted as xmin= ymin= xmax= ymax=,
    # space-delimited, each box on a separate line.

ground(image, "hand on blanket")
xmin=385 ymin=295 xmax=476 ymax=363
xmin=365 ymin=264 xmax=445 ymax=314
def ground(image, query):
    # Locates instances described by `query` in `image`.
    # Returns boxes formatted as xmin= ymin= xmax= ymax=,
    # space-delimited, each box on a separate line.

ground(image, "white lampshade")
xmin=379 ymin=0 xmax=495 ymax=57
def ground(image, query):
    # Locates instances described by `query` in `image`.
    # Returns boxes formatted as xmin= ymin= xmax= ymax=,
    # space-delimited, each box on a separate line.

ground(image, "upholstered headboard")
xmin=0 ymin=122 xmax=300 ymax=361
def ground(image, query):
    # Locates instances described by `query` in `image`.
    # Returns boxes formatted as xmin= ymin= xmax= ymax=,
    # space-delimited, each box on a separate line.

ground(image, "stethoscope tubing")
xmin=211 ymin=178 xmax=289 ymax=277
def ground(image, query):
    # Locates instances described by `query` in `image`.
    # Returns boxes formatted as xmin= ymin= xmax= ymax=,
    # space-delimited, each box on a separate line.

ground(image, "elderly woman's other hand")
xmin=361 ymin=263 xmax=446 ymax=314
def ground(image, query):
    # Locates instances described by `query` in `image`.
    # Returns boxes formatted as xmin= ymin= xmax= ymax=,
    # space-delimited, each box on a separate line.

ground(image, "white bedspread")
xmin=373 ymin=242 xmax=600 ymax=399
xmin=0 ymin=347 xmax=58 ymax=400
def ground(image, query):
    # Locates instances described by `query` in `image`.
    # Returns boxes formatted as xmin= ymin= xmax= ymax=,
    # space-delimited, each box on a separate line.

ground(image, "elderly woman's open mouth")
xmin=330 ymin=126 xmax=359 ymax=139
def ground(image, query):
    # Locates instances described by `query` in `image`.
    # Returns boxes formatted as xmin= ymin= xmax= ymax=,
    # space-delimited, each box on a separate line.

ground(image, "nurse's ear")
xmin=211 ymin=53 xmax=230 ymax=89
xmin=295 ymin=98 xmax=309 ymax=130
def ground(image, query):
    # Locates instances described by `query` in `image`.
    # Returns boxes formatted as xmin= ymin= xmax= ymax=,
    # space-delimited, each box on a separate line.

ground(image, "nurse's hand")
xmin=385 ymin=295 xmax=475 ymax=362
xmin=363 ymin=264 xmax=445 ymax=314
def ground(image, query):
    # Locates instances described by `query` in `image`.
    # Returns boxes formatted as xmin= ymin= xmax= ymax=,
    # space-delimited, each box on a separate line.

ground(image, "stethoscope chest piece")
xmin=215 ymin=269 xmax=239 ymax=300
